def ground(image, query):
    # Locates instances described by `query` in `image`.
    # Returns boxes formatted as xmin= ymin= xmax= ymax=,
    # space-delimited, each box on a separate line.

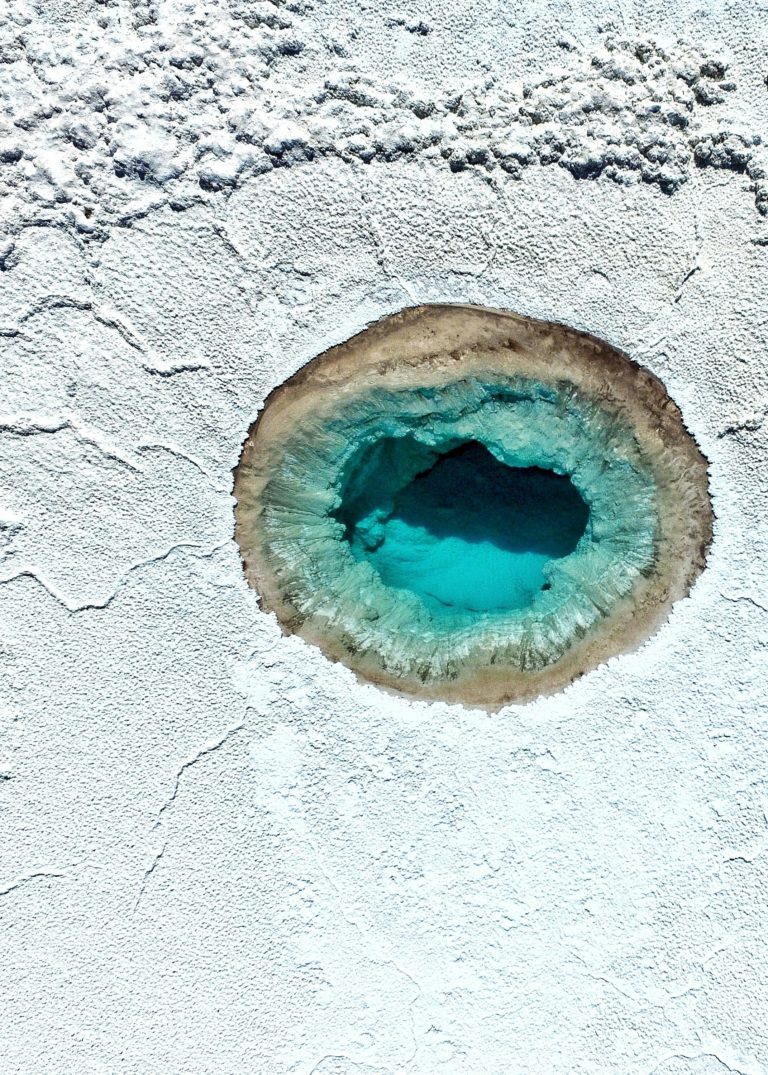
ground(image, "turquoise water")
xmin=260 ymin=374 xmax=660 ymax=680
xmin=342 ymin=441 xmax=589 ymax=614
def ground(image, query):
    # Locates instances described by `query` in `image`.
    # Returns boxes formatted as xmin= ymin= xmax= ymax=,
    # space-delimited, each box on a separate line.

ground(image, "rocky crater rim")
xmin=233 ymin=304 xmax=713 ymax=708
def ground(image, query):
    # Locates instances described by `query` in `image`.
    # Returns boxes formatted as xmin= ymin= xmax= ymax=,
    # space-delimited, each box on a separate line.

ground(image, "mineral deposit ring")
xmin=233 ymin=304 xmax=712 ymax=708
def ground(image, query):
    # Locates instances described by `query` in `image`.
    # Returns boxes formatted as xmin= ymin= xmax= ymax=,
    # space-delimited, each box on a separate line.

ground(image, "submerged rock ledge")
xmin=234 ymin=305 xmax=712 ymax=707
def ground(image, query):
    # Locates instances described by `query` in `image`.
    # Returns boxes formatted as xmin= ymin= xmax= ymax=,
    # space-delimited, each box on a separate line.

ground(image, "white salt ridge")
xmin=0 ymin=3 xmax=766 ymax=243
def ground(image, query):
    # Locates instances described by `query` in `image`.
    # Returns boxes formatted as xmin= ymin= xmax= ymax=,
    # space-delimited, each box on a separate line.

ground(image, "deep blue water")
xmin=342 ymin=441 xmax=589 ymax=613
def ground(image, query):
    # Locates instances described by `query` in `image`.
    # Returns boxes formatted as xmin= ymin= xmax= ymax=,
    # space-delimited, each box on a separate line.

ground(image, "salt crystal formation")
xmin=1 ymin=8 xmax=766 ymax=244
xmin=234 ymin=305 xmax=712 ymax=706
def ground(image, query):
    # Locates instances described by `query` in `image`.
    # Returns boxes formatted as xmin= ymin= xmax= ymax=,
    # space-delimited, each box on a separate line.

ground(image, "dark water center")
xmin=339 ymin=440 xmax=589 ymax=613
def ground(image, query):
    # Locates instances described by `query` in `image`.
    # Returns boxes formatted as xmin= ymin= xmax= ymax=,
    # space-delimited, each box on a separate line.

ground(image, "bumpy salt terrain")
xmin=2 ymin=1 xmax=768 ymax=1072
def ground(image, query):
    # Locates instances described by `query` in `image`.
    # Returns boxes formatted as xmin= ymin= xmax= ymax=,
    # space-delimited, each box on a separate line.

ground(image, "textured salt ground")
xmin=2 ymin=1 xmax=768 ymax=1073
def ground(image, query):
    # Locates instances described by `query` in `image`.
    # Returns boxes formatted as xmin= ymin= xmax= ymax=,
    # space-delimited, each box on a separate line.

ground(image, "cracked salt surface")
xmin=2 ymin=0 xmax=768 ymax=1072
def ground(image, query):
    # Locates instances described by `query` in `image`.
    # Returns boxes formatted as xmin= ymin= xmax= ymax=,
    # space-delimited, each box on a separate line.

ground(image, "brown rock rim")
xmin=234 ymin=305 xmax=713 ymax=708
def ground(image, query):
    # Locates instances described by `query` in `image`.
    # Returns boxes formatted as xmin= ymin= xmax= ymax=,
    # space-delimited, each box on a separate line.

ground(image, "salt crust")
xmin=2 ymin=3 xmax=767 ymax=1070
xmin=0 ymin=3 xmax=765 ymax=252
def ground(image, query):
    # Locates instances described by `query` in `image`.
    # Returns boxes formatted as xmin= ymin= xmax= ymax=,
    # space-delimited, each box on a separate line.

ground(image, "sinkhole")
xmin=234 ymin=304 xmax=712 ymax=707
xmin=337 ymin=439 xmax=590 ymax=614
